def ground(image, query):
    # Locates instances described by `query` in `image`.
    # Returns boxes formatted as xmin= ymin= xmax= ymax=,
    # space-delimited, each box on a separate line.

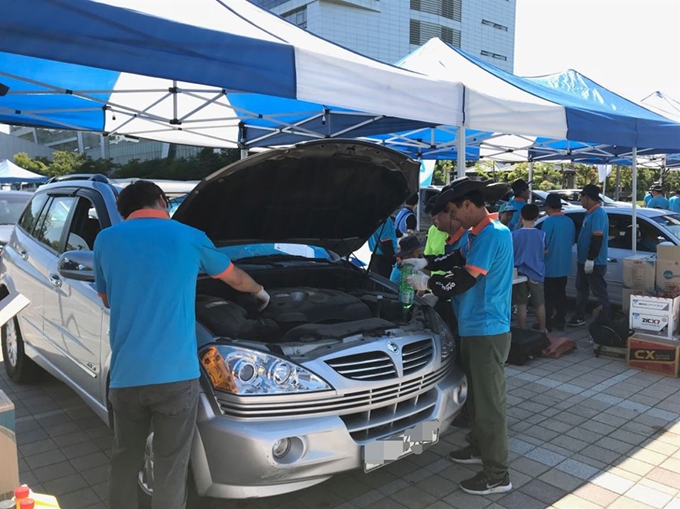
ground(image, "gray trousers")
xmin=108 ymin=378 xmax=199 ymax=509
xmin=462 ymin=333 xmax=511 ymax=480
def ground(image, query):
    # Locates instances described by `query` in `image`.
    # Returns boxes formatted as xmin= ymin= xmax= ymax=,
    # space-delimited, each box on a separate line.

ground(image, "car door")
xmin=4 ymin=192 xmax=50 ymax=352
xmin=43 ymin=191 xmax=110 ymax=401
xmin=31 ymin=194 xmax=81 ymax=367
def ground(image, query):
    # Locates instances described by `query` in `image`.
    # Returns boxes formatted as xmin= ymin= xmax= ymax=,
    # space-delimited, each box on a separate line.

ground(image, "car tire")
xmin=1 ymin=316 xmax=40 ymax=383
xmin=137 ymin=432 xmax=200 ymax=508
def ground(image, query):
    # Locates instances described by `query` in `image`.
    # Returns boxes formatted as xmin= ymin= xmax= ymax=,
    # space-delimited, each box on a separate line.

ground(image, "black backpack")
xmin=588 ymin=310 xmax=634 ymax=356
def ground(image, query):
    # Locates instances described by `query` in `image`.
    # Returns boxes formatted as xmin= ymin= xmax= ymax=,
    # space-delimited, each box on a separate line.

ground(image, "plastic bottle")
xmin=399 ymin=265 xmax=415 ymax=309
xmin=14 ymin=486 xmax=29 ymax=509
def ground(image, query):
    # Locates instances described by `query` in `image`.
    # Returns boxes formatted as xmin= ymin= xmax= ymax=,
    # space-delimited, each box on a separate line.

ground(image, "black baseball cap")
xmin=653 ymin=184 xmax=664 ymax=192
xmin=434 ymin=177 xmax=491 ymax=211
xmin=396 ymin=235 xmax=423 ymax=259
xmin=581 ymin=184 xmax=602 ymax=200
xmin=511 ymin=179 xmax=530 ymax=193
xmin=545 ymin=193 xmax=563 ymax=209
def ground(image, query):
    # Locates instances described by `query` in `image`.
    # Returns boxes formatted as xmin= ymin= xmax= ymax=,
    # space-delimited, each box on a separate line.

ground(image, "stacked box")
xmin=629 ymin=294 xmax=680 ymax=339
xmin=628 ymin=334 xmax=680 ymax=377
xmin=623 ymin=254 xmax=657 ymax=293
xmin=656 ymin=245 xmax=680 ymax=296
xmin=0 ymin=390 xmax=18 ymax=501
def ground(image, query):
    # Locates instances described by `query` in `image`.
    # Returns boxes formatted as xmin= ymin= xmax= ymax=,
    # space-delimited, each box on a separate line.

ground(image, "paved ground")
xmin=3 ymin=322 xmax=680 ymax=509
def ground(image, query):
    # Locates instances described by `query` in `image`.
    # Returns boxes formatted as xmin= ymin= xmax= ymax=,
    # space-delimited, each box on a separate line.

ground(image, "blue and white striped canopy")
xmin=0 ymin=0 xmax=464 ymax=148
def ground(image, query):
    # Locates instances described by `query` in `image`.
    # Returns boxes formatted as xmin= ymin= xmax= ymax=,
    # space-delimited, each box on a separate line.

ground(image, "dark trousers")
xmin=574 ymin=264 xmax=610 ymax=319
xmin=108 ymin=379 xmax=199 ymax=509
xmin=462 ymin=333 xmax=511 ymax=479
xmin=544 ymin=276 xmax=568 ymax=327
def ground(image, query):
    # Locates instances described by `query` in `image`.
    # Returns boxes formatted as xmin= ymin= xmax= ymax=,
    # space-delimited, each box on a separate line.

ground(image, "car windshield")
xmin=217 ymin=243 xmax=335 ymax=262
xmin=168 ymin=195 xmax=185 ymax=217
xmin=0 ymin=194 xmax=30 ymax=225
xmin=651 ymin=214 xmax=680 ymax=241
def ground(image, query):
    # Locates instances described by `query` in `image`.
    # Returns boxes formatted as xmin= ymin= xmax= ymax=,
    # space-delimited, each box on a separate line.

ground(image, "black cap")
xmin=653 ymin=184 xmax=664 ymax=192
xmin=426 ymin=193 xmax=445 ymax=216
xmin=545 ymin=193 xmax=562 ymax=209
xmin=396 ymin=235 xmax=423 ymax=259
xmin=434 ymin=177 xmax=491 ymax=211
xmin=511 ymin=179 xmax=529 ymax=193
xmin=581 ymin=184 xmax=602 ymax=200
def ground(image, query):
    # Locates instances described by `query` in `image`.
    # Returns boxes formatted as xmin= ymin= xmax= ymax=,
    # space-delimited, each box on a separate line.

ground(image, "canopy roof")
xmin=0 ymin=0 xmax=463 ymax=148
xmin=0 ymin=160 xmax=48 ymax=183
xmin=367 ymin=39 xmax=680 ymax=161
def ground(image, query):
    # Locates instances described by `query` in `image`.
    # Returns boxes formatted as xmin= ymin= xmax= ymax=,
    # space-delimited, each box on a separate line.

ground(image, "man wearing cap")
xmin=542 ymin=193 xmax=576 ymax=331
xmin=567 ymin=184 xmax=610 ymax=327
xmin=647 ymin=185 xmax=670 ymax=209
xmin=389 ymin=235 xmax=424 ymax=284
xmin=400 ymin=177 xmax=513 ymax=495
xmin=670 ymin=189 xmax=680 ymax=213
xmin=508 ymin=179 xmax=530 ymax=230
xmin=497 ymin=201 xmax=516 ymax=228
xmin=643 ymin=186 xmax=654 ymax=207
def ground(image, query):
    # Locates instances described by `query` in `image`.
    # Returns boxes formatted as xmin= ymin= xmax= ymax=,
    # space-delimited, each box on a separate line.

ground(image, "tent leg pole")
xmin=615 ymin=166 xmax=621 ymax=201
xmin=456 ymin=126 xmax=466 ymax=179
xmin=528 ymin=161 xmax=534 ymax=203
xmin=632 ymin=148 xmax=637 ymax=256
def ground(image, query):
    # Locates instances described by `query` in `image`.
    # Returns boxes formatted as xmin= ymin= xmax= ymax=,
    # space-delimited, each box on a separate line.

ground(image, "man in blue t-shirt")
xmin=508 ymin=179 xmax=530 ymax=231
xmin=670 ymin=189 xmax=680 ymax=213
xmin=647 ymin=184 xmax=670 ymax=209
xmin=567 ymin=184 xmax=610 ymax=327
xmin=94 ymin=181 xmax=269 ymax=509
xmin=399 ymin=177 xmax=513 ymax=496
xmin=368 ymin=217 xmax=398 ymax=278
xmin=512 ymin=204 xmax=547 ymax=333
xmin=542 ymin=193 xmax=576 ymax=331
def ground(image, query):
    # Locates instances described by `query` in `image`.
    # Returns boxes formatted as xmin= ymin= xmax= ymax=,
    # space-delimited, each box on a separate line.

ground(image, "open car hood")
xmin=173 ymin=140 xmax=420 ymax=257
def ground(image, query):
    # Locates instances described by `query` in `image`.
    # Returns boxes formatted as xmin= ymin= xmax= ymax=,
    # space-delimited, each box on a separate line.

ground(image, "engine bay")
xmin=196 ymin=285 xmax=435 ymax=358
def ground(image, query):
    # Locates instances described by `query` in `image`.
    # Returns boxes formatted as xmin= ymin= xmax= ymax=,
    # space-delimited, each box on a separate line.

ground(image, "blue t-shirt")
xmin=395 ymin=207 xmax=415 ymax=235
xmin=648 ymin=196 xmax=670 ymax=209
xmin=644 ymin=193 xmax=652 ymax=205
xmin=543 ymin=213 xmax=576 ymax=278
xmin=457 ymin=217 xmax=513 ymax=337
xmin=670 ymin=196 xmax=680 ymax=213
xmin=577 ymin=204 xmax=609 ymax=265
xmin=508 ymin=197 xmax=527 ymax=231
xmin=94 ymin=212 xmax=233 ymax=388
xmin=368 ymin=218 xmax=398 ymax=256
xmin=512 ymin=228 xmax=546 ymax=282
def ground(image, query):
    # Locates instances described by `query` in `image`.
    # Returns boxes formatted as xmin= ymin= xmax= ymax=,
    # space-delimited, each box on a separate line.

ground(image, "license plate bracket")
xmin=363 ymin=420 xmax=439 ymax=473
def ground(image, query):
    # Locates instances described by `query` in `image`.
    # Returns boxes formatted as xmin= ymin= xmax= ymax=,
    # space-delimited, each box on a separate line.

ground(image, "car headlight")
xmin=431 ymin=310 xmax=456 ymax=362
xmin=200 ymin=345 xmax=332 ymax=395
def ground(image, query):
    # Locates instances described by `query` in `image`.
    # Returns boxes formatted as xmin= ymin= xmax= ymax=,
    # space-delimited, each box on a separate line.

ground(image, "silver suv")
xmin=0 ymin=140 xmax=467 ymax=501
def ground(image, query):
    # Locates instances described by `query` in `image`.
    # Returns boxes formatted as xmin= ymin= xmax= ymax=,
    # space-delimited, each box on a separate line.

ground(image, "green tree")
xmin=13 ymin=152 xmax=49 ymax=175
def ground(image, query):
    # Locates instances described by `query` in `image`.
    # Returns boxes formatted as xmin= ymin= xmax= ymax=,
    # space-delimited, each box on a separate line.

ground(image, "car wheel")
xmin=137 ymin=432 xmax=199 ymax=508
xmin=1 ymin=316 xmax=40 ymax=383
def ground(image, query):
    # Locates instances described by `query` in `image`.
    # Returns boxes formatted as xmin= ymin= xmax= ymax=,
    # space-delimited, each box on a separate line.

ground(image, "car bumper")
xmin=190 ymin=367 xmax=467 ymax=499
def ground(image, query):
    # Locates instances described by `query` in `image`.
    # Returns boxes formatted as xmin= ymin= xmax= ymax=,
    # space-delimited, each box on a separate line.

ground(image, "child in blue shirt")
xmin=511 ymin=204 xmax=547 ymax=332
xmin=390 ymin=235 xmax=424 ymax=284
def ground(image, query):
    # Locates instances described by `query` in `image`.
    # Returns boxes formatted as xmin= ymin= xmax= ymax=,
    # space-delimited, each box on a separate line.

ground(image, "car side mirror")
xmin=58 ymin=250 xmax=95 ymax=282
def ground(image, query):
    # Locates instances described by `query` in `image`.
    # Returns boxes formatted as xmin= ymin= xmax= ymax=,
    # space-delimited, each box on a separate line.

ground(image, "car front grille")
xmin=402 ymin=339 xmax=433 ymax=375
xmin=215 ymin=362 xmax=453 ymax=436
xmin=325 ymin=351 xmax=397 ymax=381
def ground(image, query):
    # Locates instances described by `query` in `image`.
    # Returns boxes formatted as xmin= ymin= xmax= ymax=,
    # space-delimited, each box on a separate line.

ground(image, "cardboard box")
xmin=655 ymin=245 xmax=680 ymax=296
xmin=628 ymin=334 xmax=680 ymax=377
xmin=622 ymin=288 xmax=647 ymax=313
xmin=629 ymin=294 xmax=680 ymax=339
xmin=623 ymin=254 xmax=657 ymax=293
xmin=0 ymin=390 xmax=18 ymax=500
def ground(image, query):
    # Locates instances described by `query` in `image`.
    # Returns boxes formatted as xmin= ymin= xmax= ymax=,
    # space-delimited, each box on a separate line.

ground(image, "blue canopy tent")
xmin=0 ymin=0 xmax=465 ymax=150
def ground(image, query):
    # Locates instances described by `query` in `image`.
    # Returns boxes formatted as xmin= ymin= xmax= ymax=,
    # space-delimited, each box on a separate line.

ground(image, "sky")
xmin=514 ymin=0 xmax=680 ymax=105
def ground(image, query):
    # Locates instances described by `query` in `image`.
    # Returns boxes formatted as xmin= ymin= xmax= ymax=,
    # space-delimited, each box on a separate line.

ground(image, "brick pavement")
xmin=2 ymin=324 xmax=680 ymax=509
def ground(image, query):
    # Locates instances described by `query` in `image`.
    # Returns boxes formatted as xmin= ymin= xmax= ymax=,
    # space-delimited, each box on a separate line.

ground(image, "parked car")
xmin=0 ymin=191 xmax=32 ymax=251
xmin=535 ymin=207 xmax=680 ymax=306
xmin=551 ymin=189 xmax=627 ymax=207
xmin=0 ymin=141 xmax=466 ymax=500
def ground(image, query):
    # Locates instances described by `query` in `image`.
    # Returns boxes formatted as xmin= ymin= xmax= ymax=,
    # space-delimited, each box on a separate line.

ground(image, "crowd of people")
xmin=366 ymin=177 xmax=614 ymax=496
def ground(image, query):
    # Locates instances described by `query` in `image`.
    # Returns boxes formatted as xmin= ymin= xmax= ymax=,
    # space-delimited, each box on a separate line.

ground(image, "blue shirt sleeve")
xmin=590 ymin=209 xmax=607 ymax=235
xmin=543 ymin=220 xmax=554 ymax=254
xmin=390 ymin=266 xmax=401 ymax=284
xmin=93 ymin=235 xmax=107 ymax=296
xmin=198 ymin=233 xmax=233 ymax=278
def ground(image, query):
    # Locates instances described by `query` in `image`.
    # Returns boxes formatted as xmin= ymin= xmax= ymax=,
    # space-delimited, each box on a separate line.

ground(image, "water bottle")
xmin=399 ymin=265 xmax=415 ymax=309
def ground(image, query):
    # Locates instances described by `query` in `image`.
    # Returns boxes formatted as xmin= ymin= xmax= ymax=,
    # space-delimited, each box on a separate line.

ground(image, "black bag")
xmin=589 ymin=310 xmax=634 ymax=357
xmin=507 ymin=327 xmax=551 ymax=366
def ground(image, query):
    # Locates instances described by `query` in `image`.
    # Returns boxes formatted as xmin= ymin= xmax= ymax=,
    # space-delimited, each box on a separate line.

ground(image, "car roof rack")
xmin=46 ymin=174 xmax=110 ymax=184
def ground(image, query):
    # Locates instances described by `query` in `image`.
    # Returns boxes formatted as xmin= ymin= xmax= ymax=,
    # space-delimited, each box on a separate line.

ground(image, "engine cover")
xmin=261 ymin=287 xmax=372 ymax=327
